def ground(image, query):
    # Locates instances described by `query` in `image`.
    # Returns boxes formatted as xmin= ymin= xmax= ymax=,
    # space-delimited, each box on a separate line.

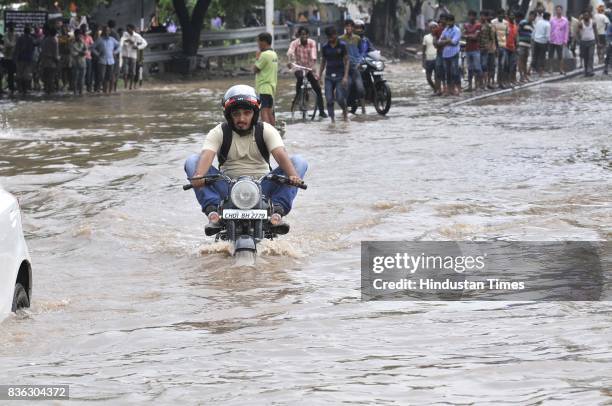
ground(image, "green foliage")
xmin=0 ymin=0 xmax=110 ymax=15
xmin=157 ymin=0 xmax=314 ymax=28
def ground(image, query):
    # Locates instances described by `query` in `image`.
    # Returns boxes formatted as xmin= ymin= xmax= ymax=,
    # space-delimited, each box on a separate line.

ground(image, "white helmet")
xmin=354 ymin=19 xmax=366 ymax=28
xmin=221 ymin=85 xmax=261 ymax=129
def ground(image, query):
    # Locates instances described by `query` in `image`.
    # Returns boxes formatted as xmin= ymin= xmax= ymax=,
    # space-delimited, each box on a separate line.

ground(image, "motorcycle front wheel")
xmin=374 ymin=81 xmax=392 ymax=115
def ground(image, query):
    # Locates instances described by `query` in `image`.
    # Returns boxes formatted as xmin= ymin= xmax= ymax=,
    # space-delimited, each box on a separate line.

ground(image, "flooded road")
xmin=1 ymin=63 xmax=611 ymax=404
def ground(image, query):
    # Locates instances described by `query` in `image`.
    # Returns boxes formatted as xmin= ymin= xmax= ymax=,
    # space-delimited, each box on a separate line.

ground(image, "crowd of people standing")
xmin=422 ymin=2 xmax=612 ymax=96
xmin=0 ymin=18 xmax=148 ymax=97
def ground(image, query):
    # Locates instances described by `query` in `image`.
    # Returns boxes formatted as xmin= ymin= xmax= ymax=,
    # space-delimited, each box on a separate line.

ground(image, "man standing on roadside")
xmin=578 ymin=11 xmax=597 ymax=76
xmin=422 ymin=22 xmax=439 ymax=92
xmin=2 ymin=22 xmax=18 ymax=95
xmin=506 ymin=11 xmax=519 ymax=85
xmin=462 ymin=10 xmax=482 ymax=91
xmin=492 ymin=9 xmax=509 ymax=88
xmin=532 ymin=12 xmax=551 ymax=76
xmin=479 ymin=10 xmax=496 ymax=89
xmin=594 ymin=5 xmax=610 ymax=63
xmin=549 ymin=5 xmax=569 ymax=75
xmin=438 ymin=14 xmax=462 ymax=95
xmin=39 ymin=26 xmax=59 ymax=94
xmin=517 ymin=11 xmax=536 ymax=82
xmin=604 ymin=14 xmax=612 ymax=74
xmin=253 ymin=32 xmax=278 ymax=126
xmin=92 ymin=25 xmax=120 ymax=94
xmin=107 ymin=20 xmax=121 ymax=92
xmin=120 ymin=24 xmax=148 ymax=90
xmin=13 ymin=25 xmax=36 ymax=95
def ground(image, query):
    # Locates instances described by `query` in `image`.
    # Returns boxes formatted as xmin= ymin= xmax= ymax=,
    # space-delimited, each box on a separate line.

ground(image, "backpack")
xmin=218 ymin=122 xmax=271 ymax=170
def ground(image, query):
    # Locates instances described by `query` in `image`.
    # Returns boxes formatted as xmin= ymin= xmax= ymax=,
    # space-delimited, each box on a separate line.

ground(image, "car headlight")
xmin=230 ymin=180 xmax=260 ymax=209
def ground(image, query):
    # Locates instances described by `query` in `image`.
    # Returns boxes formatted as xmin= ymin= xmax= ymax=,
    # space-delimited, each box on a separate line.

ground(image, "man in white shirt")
xmin=120 ymin=24 xmax=148 ymax=90
xmin=594 ymin=4 xmax=610 ymax=63
xmin=532 ymin=12 xmax=551 ymax=75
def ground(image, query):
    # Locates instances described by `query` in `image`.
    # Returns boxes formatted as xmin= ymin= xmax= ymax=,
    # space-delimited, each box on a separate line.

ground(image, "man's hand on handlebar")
xmin=288 ymin=175 xmax=304 ymax=187
xmin=190 ymin=176 xmax=206 ymax=189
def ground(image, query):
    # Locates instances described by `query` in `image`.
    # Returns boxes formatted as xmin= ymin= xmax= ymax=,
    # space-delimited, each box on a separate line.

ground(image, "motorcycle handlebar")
xmin=266 ymin=174 xmax=308 ymax=190
xmin=183 ymin=174 xmax=307 ymax=191
xmin=182 ymin=174 xmax=229 ymax=191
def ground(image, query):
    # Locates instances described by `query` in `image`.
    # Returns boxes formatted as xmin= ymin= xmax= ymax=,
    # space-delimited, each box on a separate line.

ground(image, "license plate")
xmin=222 ymin=209 xmax=268 ymax=220
xmin=372 ymin=71 xmax=383 ymax=75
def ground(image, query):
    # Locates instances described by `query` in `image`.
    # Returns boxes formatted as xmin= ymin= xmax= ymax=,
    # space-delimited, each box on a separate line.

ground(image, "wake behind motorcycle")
xmin=184 ymin=173 xmax=307 ymax=264
xmin=348 ymin=51 xmax=392 ymax=115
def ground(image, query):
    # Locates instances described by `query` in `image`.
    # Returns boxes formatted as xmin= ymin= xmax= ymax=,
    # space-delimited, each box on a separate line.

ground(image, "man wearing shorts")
xmin=253 ymin=32 xmax=278 ymax=126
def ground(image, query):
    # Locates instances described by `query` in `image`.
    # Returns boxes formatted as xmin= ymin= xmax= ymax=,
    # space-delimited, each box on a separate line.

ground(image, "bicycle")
xmin=289 ymin=63 xmax=318 ymax=121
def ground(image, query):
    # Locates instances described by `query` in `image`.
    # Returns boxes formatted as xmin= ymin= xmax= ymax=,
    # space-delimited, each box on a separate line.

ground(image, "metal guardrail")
xmin=141 ymin=23 xmax=342 ymax=69
xmin=143 ymin=25 xmax=292 ymax=66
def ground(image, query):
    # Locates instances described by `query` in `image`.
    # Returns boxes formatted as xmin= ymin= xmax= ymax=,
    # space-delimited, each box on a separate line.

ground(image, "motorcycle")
xmin=348 ymin=50 xmax=392 ymax=115
xmin=184 ymin=173 xmax=307 ymax=264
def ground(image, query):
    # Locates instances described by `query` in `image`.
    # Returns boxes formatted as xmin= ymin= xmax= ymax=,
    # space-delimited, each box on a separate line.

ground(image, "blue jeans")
xmin=466 ymin=51 xmax=482 ymax=82
xmin=505 ymin=50 xmax=516 ymax=75
xmin=435 ymin=54 xmax=445 ymax=83
xmin=497 ymin=48 xmax=508 ymax=80
xmin=324 ymin=75 xmax=347 ymax=119
xmin=348 ymin=65 xmax=365 ymax=100
xmin=443 ymin=54 xmax=460 ymax=85
xmin=184 ymin=154 xmax=308 ymax=214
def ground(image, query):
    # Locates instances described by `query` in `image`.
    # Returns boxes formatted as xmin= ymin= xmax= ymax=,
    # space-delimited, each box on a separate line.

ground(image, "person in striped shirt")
xmin=517 ymin=11 xmax=536 ymax=82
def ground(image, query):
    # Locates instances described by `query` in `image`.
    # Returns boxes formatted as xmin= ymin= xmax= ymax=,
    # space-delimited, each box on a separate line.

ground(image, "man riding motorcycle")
xmin=184 ymin=85 xmax=307 ymax=235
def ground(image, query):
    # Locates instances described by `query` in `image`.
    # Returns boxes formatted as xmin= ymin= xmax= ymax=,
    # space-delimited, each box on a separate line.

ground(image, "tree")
xmin=370 ymin=0 xmax=424 ymax=46
xmin=172 ymin=0 xmax=213 ymax=56
xmin=370 ymin=0 xmax=399 ymax=46
xmin=0 ymin=0 xmax=107 ymax=15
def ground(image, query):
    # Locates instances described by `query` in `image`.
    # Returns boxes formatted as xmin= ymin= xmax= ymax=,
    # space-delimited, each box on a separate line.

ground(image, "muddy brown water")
xmin=0 ymin=63 xmax=611 ymax=404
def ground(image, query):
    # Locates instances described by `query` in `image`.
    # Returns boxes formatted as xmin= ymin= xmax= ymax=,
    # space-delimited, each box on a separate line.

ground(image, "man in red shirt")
xmin=506 ymin=11 xmax=519 ymax=86
xmin=462 ymin=9 xmax=482 ymax=91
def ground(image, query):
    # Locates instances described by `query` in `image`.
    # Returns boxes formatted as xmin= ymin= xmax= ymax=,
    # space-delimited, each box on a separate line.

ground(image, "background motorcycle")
xmin=347 ymin=51 xmax=392 ymax=115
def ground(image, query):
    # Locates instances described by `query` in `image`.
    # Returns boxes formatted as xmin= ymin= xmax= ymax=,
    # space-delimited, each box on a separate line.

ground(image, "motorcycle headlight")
xmin=373 ymin=61 xmax=384 ymax=70
xmin=230 ymin=180 xmax=260 ymax=209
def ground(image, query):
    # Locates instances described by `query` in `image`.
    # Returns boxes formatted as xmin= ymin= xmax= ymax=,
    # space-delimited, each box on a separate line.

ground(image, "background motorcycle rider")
xmin=184 ymin=85 xmax=307 ymax=228
xmin=339 ymin=19 xmax=366 ymax=114
xmin=355 ymin=20 xmax=375 ymax=61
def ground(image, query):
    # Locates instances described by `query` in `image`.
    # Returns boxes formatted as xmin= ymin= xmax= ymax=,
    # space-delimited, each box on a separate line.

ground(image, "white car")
xmin=0 ymin=186 xmax=32 ymax=321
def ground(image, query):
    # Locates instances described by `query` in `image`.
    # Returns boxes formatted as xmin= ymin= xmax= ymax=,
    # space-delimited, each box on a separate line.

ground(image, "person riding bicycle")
xmin=184 ymin=85 xmax=307 ymax=235
xmin=287 ymin=26 xmax=327 ymax=118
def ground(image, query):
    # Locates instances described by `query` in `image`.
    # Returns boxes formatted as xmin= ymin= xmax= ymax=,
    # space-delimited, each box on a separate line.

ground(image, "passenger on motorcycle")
xmin=184 ymin=85 xmax=307 ymax=230
xmin=340 ymin=19 xmax=366 ymax=114
xmin=354 ymin=19 xmax=375 ymax=61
